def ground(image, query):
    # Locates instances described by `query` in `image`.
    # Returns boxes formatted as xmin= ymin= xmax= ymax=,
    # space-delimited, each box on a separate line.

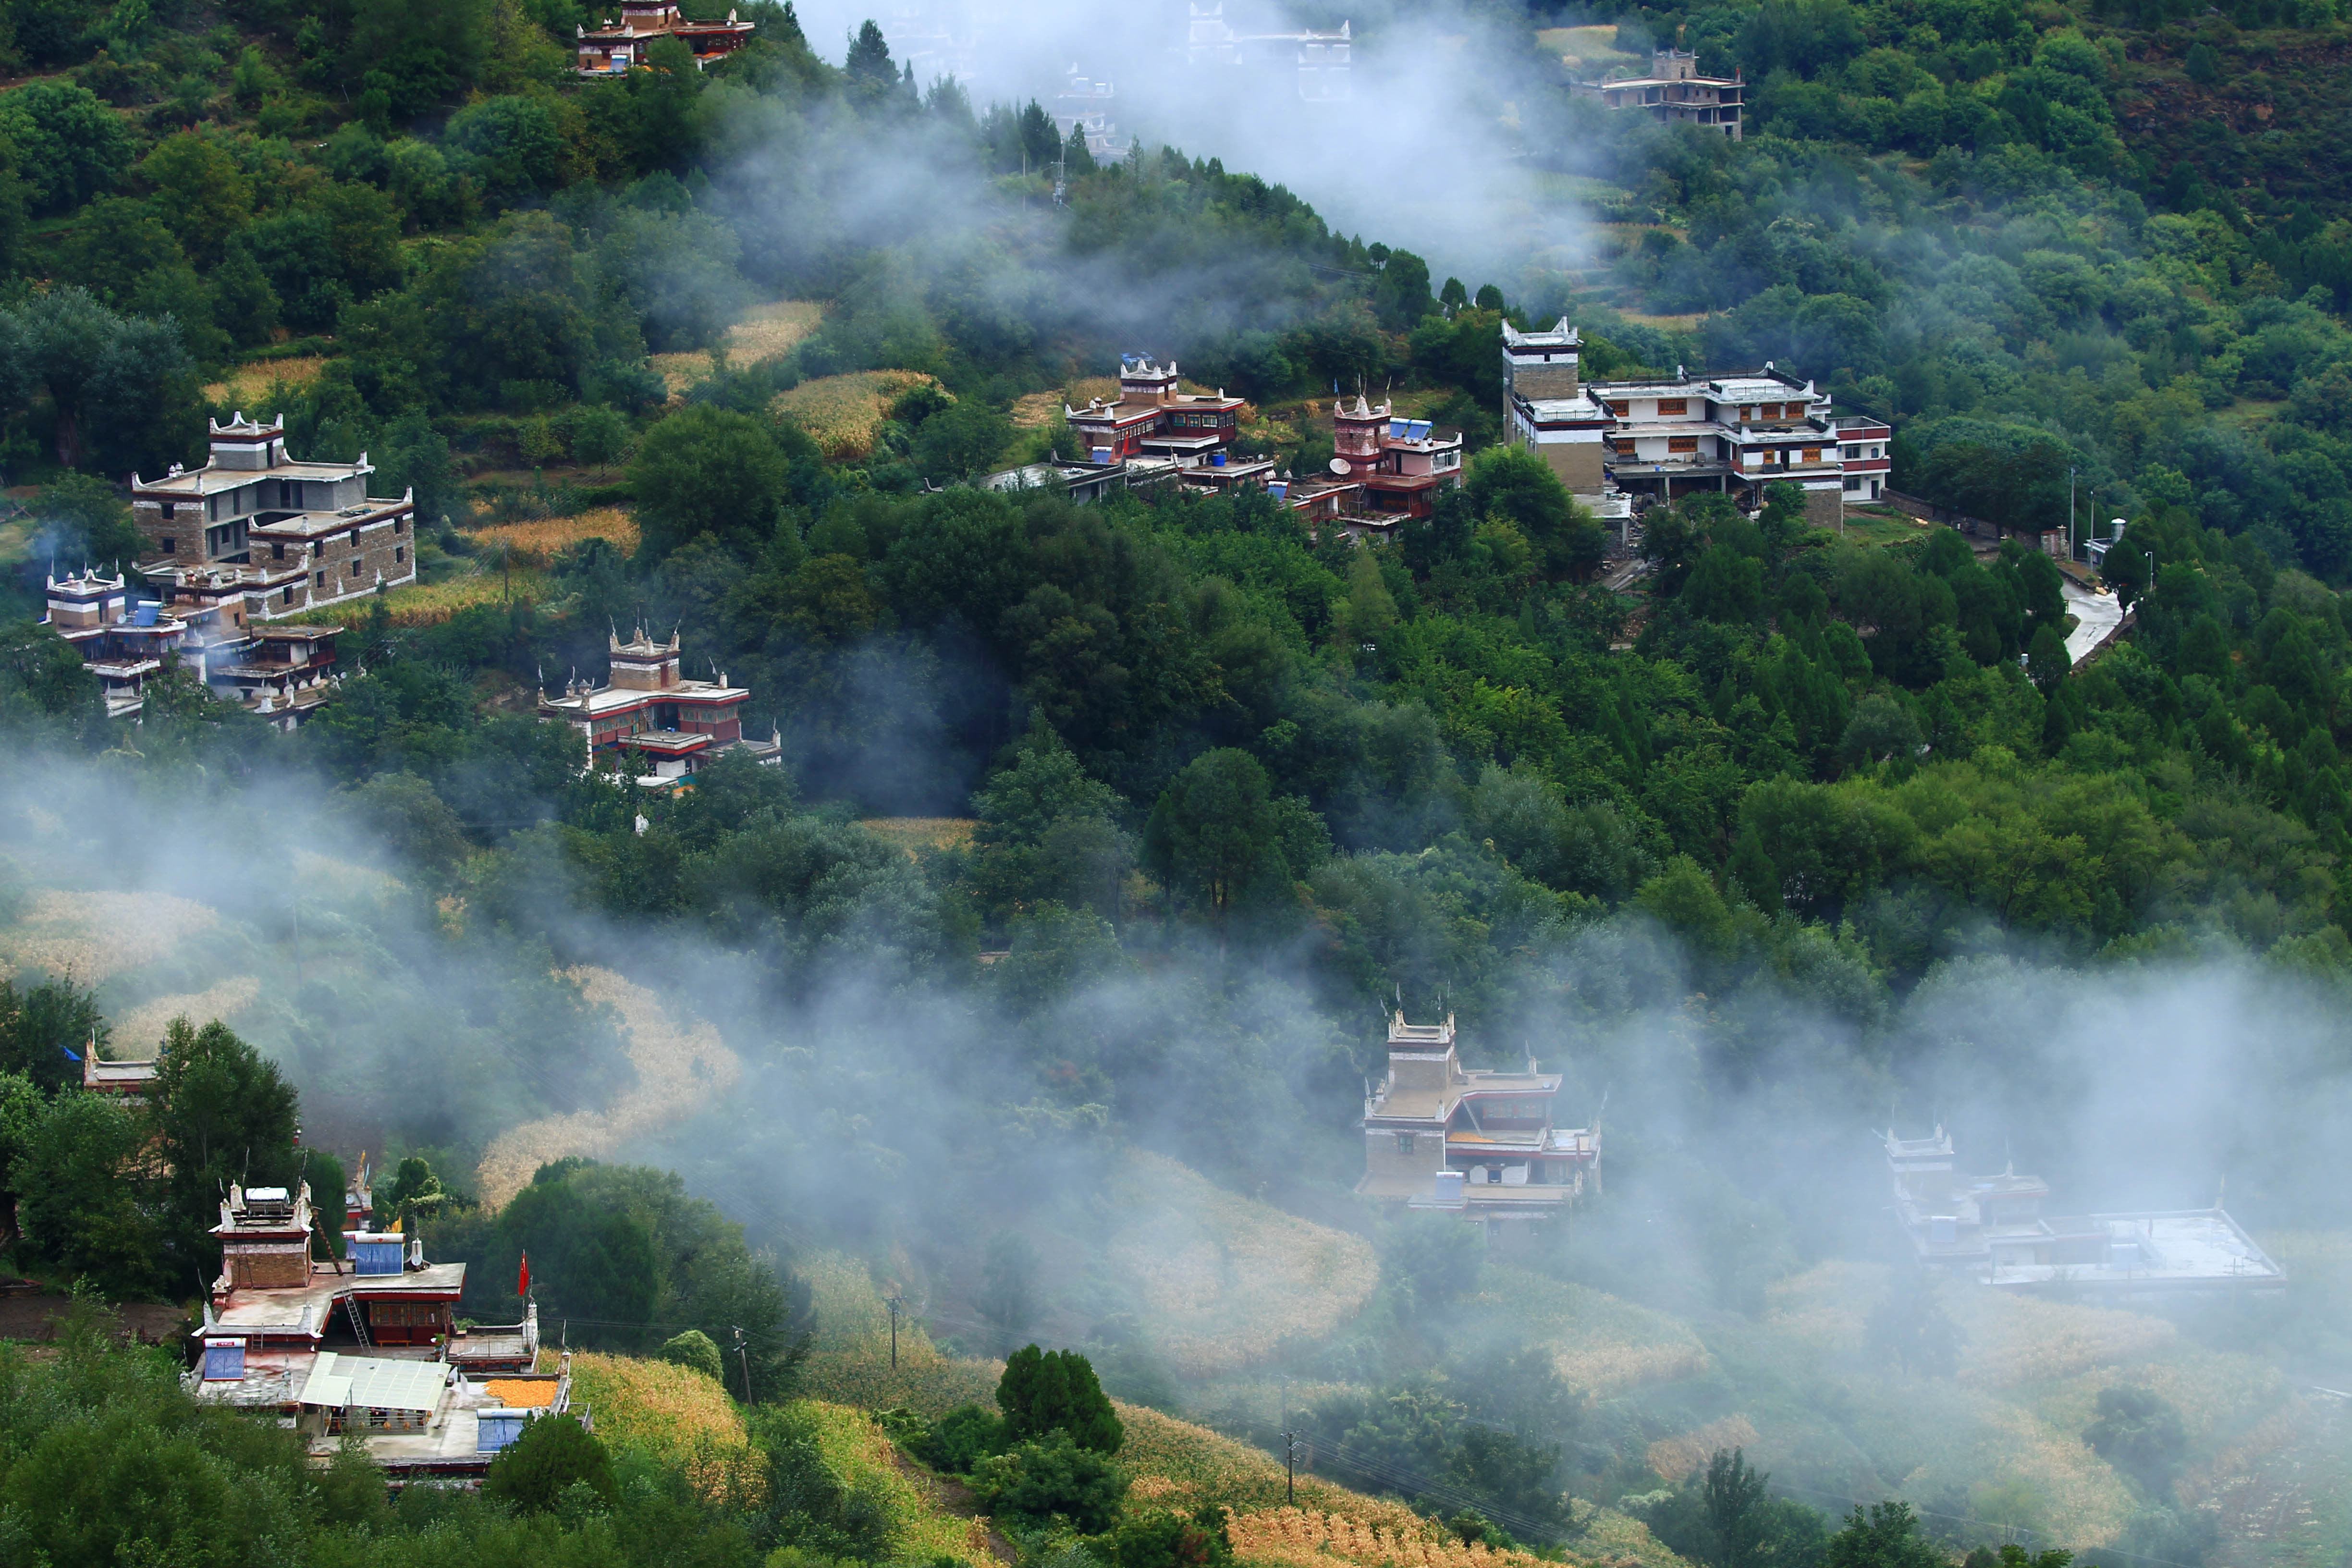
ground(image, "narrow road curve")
xmin=2062 ymin=576 xmax=2124 ymax=664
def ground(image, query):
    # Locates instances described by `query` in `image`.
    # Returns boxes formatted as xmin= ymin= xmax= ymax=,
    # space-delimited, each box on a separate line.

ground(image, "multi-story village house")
xmin=1358 ymin=1013 xmax=1600 ymax=1243
xmin=1572 ymin=48 xmax=1744 ymax=139
xmin=1065 ymin=355 xmax=1252 ymax=470
xmin=541 ymin=625 xmax=783 ymax=785
xmin=1503 ymin=318 xmax=1889 ymax=527
xmin=1330 ymin=395 xmax=1466 ymax=524
xmin=43 ymin=566 xmax=346 ymax=727
xmin=189 ymin=1175 xmax=568 ymax=1482
xmin=132 ymin=415 xmax=417 ymax=622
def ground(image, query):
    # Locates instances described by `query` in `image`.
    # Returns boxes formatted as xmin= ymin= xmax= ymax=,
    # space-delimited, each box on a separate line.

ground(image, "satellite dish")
xmin=1328 ymin=457 xmax=1350 ymax=476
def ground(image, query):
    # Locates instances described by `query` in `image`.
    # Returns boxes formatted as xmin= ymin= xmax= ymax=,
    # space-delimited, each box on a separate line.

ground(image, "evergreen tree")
xmin=997 ymin=1345 xmax=1123 ymax=1453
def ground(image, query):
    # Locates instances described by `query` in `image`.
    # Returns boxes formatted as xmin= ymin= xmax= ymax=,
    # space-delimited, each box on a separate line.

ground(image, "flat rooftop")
xmin=207 ymin=1261 xmax=467 ymax=1336
xmin=1990 ymin=1211 xmax=2286 ymax=1293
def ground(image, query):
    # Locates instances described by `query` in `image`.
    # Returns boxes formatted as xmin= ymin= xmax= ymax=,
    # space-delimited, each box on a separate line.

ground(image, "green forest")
xmin=3 ymin=0 xmax=2352 ymax=1561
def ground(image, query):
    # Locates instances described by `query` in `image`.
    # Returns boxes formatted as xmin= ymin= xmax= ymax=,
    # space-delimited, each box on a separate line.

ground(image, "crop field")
xmin=1117 ymin=1405 xmax=1433 ymax=1531
xmin=203 ymin=354 xmax=328 ymax=407
xmin=773 ymin=370 xmax=943 ymax=458
xmin=1103 ymin=1152 xmax=1378 ymax=1378
xmin=859 ymin=818 xmax=977 ymax=857
xmin=797 ymin=1250 xmax=1002 ymax=1414
xmin=1464 ymin=1266 xmax=1711 ymax=1394
xmin=465 ymin=507 xmax=639 ymax=564
xmin=799 ymin=1399 xmax=998 ymax=1568
xmin=730 ymin=300 xmax=825 ymax=362
xmin=569 ymin=1351 xmax=764 ymax=1503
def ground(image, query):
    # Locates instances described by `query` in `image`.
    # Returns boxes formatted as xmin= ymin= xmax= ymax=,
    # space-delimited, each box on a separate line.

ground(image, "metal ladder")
xmin=342 ymin=1293 xmax=371 ymax=1348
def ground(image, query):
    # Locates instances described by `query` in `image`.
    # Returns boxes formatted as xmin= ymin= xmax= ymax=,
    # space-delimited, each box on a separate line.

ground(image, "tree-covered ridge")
xmin=1557 ymin=0 xmax=2352 ymax=585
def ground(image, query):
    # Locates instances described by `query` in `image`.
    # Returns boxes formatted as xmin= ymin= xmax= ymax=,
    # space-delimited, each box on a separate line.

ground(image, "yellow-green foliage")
xmin=797 ymin=1250 xmax=1001 ymax=1415
xmin=1465 ymin=1265 xmax=1711 ymax=1394
xmin=1104 ymin=1153 xmax=1378 ymax=1379
xmin=568 ymin=1351 xmax=763 ymax=1503
xmin=796 ymin=1399 xmax=996 ymax=1568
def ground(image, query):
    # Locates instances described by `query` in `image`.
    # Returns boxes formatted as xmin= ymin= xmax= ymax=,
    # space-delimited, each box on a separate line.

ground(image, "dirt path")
xmin=888 ymin=1448 xmax=1016 ymax=1566
xmin=474 ymin=967 xmax=740 ymax=1208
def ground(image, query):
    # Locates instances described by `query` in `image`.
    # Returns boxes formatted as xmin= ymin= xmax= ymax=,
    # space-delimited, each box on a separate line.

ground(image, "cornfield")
xmin=1948 ymin=1290 xmax=2177 ymax=1390
xmin=1113 ymin=1405 xmax=1426 ymax=1532
xmin=650 ymin=351 xmax=716 ymax=399
xmin=1644 ymin=1416 xmax=1760 ymax=1485
xmin=204 ymin=355 xmax=328 ymax=407
xmin=773 ymin=371 xmax=943 ymax=458
xmin=1466 ymin=1266 xmax=1710 ymax=1395
xmin=799 ymin=1399 xmax=998 ymax=1567
xmin=1226 ymin=1507 xmax=1649 ymax=1568
xmin=728 ymin=301 xmax=823 ymax=363
xmin=860 ymin=818 xmax=977 ymax=858
xmin=568 ymin=1351 xmax=765 ymax=1504
xmin=113 ymin=976 xmax=261 ymax=1055
xmin=477 ymin=966 xmax=738 ymax=1208
xmin=794 ymin=1250 xmax=1001 ymax=1415
xmin=466 ymin=507 xmax=640 ymax=565
xmin=1105 ymin=1152 xmax=1378 ymax=1378
xmin=0 ymin=889 xmax=221 ymax=982
xmin=302 ymin=568 xmax=549 ymax=627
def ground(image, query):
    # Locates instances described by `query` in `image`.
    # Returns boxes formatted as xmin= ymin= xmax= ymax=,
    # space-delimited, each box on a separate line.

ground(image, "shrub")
xmin=661 ymin=1328 xmax=726 ymax=1383
xmin=483 ymin=1415 xmax=616 ymax=1513
xmin=971 ymin=1432 xmax=1128 ymax=1532
xmin=915 ymin=1403 xmax=1008 ymax=1474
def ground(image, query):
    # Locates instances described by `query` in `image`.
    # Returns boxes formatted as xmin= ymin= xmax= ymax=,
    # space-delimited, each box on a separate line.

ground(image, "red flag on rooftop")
xmin=518 ymin=1251 xmax=530 ymax=1298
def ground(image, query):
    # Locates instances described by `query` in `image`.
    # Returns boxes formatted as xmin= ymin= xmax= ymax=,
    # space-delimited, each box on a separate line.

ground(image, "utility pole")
xmin=734 ymin=1325 xmax=753 ymax=1405
xmin=886 ymin=1295 xmax=902 ymax=1370
xmin=1280 ymin=1376 xmax=1299 ymax=1506
xmin=2068 ymin=466 xmax=2077 ymax=553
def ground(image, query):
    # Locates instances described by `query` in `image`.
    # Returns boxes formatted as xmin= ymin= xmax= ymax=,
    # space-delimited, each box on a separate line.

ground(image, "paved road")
xmin=2062 ymin=576 xmax=2123 ymax=663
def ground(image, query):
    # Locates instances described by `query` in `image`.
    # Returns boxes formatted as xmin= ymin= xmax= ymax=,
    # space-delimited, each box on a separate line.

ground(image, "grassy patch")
xmin=1537 ymin=23 xmax=1642 ymax=73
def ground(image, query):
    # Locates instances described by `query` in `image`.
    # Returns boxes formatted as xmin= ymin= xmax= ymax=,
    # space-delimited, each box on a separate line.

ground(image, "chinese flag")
xmin=518 ymin=1251 xmax=530 ymax=1298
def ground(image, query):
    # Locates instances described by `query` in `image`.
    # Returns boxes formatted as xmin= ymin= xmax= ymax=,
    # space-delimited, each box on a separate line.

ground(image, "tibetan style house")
xmin=1357 ymin=1013 xmax=1600 ymax=1242
xmin=540 ymin=625 xmax=782 ymax=785
xmin=1884 ymin=1127 xmax=2284 ymax=1296
xmin=132 ymin=415 xmax=417 ymax=620
xmin=576 ymin=0 xmax=753 ymax=74
xmin=188 ymin=1178 xmax=564 ymax=1482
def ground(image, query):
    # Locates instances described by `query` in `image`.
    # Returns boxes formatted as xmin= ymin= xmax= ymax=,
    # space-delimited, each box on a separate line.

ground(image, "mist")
xmin=766 ymin=0 xmax=1594 ymax=298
